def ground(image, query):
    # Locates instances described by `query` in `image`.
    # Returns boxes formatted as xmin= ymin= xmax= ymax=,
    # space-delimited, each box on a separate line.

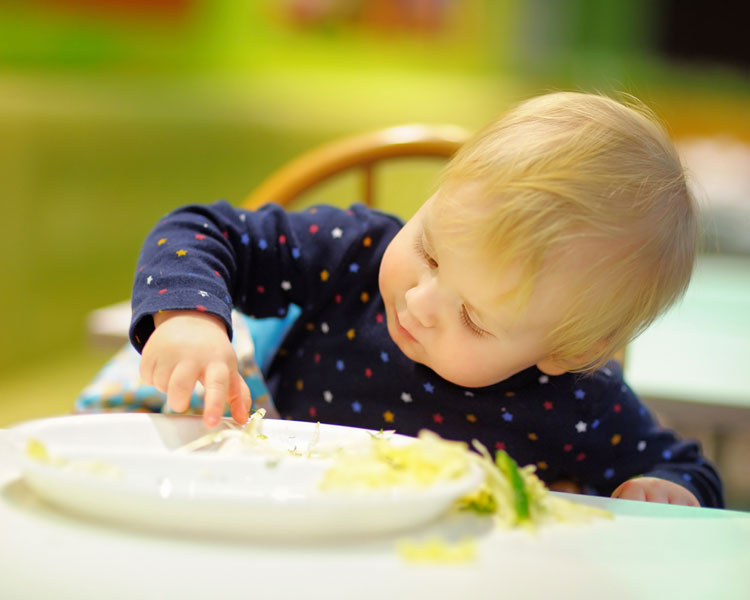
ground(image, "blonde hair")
xmin=436 ymin=91 xmax=698 ymax=371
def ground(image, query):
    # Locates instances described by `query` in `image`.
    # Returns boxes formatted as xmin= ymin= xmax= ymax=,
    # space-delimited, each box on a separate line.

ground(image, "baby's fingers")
xmin=151 ymin=358 xmax=176 ymax=396
xmin=228 ymin=372 xmax=251 ymax=425
xmin=139 ymin=349 xmax=156 ymax=386
xmin=611 ymin=480 xmax=647 ymax=502
xmin=202 ymin=362 xmax=231 ymax=428
xmin=666 ymin=486 xmax=700 ymax=507
xmin=167 ymin=362 xmax=201 ymax=414
xmin=611 ymin=477 xmax=700 ymax=507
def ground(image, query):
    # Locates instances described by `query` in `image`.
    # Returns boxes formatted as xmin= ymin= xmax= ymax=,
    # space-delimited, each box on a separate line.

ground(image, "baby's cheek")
xmin=437 ymin=353 xmax=498 ymax=388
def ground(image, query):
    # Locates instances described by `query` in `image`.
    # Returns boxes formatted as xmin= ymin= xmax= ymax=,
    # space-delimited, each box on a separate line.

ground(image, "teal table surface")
xmin=625 ymin=253 xmax=750 ymax=427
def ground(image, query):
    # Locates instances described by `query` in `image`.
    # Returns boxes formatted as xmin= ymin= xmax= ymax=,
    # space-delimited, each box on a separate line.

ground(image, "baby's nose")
xmin=404 ymin=279 xmax=440 ymax=328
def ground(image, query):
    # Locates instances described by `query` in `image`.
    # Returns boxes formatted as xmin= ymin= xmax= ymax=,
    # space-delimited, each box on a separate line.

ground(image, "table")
xmin=623 ymin=254 xmax=750 ymax=481
xmin=624 ymin=253 xmax=750 ymax=430
xmin=1 ymin=438 xmax=748 ymax=600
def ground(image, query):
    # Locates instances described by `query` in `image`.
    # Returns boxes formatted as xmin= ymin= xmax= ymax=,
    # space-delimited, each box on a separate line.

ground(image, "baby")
xmin=131 ymin=92 xmax=723 ymax=508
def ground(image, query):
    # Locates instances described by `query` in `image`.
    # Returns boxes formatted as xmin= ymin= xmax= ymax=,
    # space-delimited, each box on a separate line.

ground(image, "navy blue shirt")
xmin=131 ymin=201 xmax=723 ymax=507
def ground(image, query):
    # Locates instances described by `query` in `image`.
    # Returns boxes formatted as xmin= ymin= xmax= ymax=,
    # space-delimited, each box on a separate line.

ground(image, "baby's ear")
xmin=535 ymin=357 xmax=570 ymax=376
xmin=536 ymin=340 xmax=609 ymax=376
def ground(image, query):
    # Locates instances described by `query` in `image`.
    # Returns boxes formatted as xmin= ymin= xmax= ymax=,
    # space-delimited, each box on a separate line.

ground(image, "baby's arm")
xmin=131 ymin=200 xmax=399 ymax=427
xmin=611 ymin=477 xmax=700 ymax=507
xmin=557 ymin=362 xmax=723 ymax=508
xmin=139 ymin=310 xmax=250 ymax=427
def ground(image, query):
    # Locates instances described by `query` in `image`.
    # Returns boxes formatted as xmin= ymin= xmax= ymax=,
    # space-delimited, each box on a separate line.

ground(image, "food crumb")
xmin=396 ymin=536 xmax=477 ymax=563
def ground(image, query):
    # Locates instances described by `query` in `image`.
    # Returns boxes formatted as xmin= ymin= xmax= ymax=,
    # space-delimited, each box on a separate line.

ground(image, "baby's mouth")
xmin=395 ymin=311 xmax=419 ymax=344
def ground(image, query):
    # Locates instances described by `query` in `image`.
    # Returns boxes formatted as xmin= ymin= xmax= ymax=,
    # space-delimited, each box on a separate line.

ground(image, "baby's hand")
xmin=611 ymin=476 xmax=700 ymax=507
xmin=139 ymin=310 xmax=251 ymax=427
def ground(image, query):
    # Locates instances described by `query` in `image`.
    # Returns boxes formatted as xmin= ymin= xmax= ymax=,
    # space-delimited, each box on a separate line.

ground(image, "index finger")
xmin=227 ymin=372 xmax=251 ymax=424
xmin=202 ymin=362 xmax=230 ymax=427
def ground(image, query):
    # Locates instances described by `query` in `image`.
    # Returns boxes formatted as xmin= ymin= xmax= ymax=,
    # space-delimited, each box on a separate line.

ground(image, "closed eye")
xmin=414 ymin=237 xmax=438 ymax=268
xmin=460 ymin=305 xmax=486 ymax=337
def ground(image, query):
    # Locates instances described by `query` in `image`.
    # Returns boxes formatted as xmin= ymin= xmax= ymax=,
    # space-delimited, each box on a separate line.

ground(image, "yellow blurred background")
xmin=1 ymin=0 xmax=748 ymax=503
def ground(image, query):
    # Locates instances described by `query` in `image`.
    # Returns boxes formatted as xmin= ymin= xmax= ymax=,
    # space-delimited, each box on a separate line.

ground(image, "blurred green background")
xmin=1 ymin=0 xmax=748 ymax=428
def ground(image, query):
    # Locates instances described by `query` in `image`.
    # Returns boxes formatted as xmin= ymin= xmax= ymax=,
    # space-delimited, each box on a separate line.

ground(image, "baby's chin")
xmin=428 ymin=362 xmax=526 ymax=389
xmin=412 ymin=356 xmax=495 ymax=389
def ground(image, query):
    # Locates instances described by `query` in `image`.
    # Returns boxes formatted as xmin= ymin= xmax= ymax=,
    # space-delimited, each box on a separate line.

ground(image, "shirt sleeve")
xmin=558 ymin=363 xmax=724 ymax=508
xmin=129 ymin=200 xmax=395 ymax=352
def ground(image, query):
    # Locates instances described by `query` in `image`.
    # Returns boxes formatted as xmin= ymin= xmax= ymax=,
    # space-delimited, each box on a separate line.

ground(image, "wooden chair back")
xmin=242 ymin=124 xmax=470 ymax=210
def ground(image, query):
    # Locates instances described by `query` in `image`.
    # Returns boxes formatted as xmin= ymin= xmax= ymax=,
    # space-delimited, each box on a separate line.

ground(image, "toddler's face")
xmin=378 ymin=190 xmax=574 ymax=386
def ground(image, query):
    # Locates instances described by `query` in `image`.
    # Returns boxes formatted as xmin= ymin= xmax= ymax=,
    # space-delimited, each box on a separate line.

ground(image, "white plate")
xmin=10 ymin=414 xmax=483 ymax=539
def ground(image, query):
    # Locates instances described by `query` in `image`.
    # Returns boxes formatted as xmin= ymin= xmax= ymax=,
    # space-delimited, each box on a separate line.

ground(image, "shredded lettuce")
xmin=319 ymin=430 xmax=472 ymax=491
xmin=26 ymin=438 xmax=56 ymax=464
xmin=176 ymin=409 xmax=344 ymax=460
xmin=461 ymin=439 xmax=613 ymax=529
xmin=176 ymin=408 xmax=268 ymax=454
xmin=25 ymin=438 xmax=123 ymax=479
